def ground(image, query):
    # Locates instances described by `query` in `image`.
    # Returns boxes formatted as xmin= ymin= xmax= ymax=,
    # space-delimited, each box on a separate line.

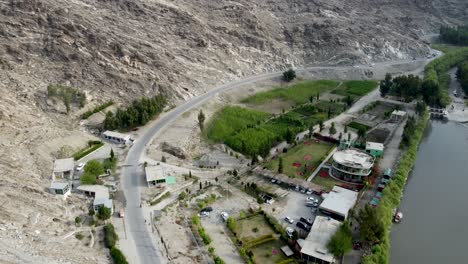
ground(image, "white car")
xmin=284 ymin=216 xmax=294 ymax=224
xmin=286 ymin=227 xmax=294 ymax=237
xmin=307 ymin=197 xmax=318 ymax=203
xmin=75 ymin=163 xmax=85 ymax=171
xmin=198 ymin=211 xmax=210 ymax=217
xmin=220 ymin=212 xmax=229 ymax=221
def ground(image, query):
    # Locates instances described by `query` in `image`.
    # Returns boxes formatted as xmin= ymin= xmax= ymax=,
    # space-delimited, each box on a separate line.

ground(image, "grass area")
xmin=236 ymin=215 xmax=274 ymax=242
xmin=267 ymin=140 xmax=334 ymax=178
xmin=332 ymin=80 xmax=378 ymax=97
xmin=347 ymin=121 xmax=371 ymax=132
xmin=241 ymin=80 xmax=339 ymax=105
xmin=311 ymin=173 xmax=344 ymax=192
xmin=72 ymin=141 xmax=104 ymax=160
xmin=250 ymin=239 xmax=289 ymax=264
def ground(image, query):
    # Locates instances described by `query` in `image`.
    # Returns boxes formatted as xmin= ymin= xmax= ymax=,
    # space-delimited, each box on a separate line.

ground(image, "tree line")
xmin=104 ymin=94 xmax=166 ymax=130
xmin=440 ymin=25 xmax=468 ymax=46
xmin=456 ymin=62 xmax=468 ymax=95
xmin=380 ymin=73 xmax=444 ymax=107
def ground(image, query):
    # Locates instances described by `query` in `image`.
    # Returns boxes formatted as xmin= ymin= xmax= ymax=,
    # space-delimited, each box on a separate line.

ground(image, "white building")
xmin=53 ymin=158 xmax=75 ymax=180
xmin=329 ymin=148 xmax=375 ymax=184
xmin=93 ymin=197 xmax=114 ymax=214
xmin=300 ymin=216 xmax=341 ymax=264
xmin=77 ymin=185 xmax=113 ymax=214
xmin=145 ymin=166 xmax=176 ymax=187
xmin=102 ymin=130 xmax=131 ymax=144
xmin=390 ymin=110 xmax=406 ymax=122
xmin=319 ymin=186 xmax=358 ymax=221
xmin=49 ymin=182 xmax=71 ymax=200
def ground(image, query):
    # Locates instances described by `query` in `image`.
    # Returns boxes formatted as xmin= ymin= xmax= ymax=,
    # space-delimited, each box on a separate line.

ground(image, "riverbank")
xmin=362 ymin=110 xmax=429 ymax=264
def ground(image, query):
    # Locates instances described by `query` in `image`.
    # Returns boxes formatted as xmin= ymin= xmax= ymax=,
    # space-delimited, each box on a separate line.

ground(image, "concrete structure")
xmin=319 ymin=186 xmax=359 ymax=221
xmin=329 ymin=148 xmax=375 ymax=184
xmin=49 ymin=182 xmax=71 ymax=200
xmin=102 ymin=130 xmax=131 ymax=144
xmin=145 ymin=166 xmax=176 ymax=187
xmin=365 ymin=142 xmax=384 ymax=157
xmin=390 ymin=110 xmax=406 ymax=122
xmin=300 ymin=216 xmax=341 ymax=264
xmin=53 ymin=158 xmax=75 ymax=180
xmin=93 ymin=197 xmax=114 ymax=214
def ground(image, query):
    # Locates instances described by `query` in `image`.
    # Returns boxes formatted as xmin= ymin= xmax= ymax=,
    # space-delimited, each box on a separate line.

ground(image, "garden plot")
xmin=267 ymin=140 xmax=334 ymax=179
xmin=352 ymin=102 xmax=398 ymax=128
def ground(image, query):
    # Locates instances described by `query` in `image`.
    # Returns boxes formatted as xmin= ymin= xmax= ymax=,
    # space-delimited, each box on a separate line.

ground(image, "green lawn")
xmin=267 ymin=140 xmax=334 ymax=178
xmin=242 ymin=80 xmax=339 ymax=105
xmin=236 ymin=215 xmax=274 ymax=242
xmin=332 ymin=80 xmax=378 ymax=97
xmin=250 ymin=239 xmax=290 ymax=264
xmin=311 ymin=173 xmax=344 ymax=192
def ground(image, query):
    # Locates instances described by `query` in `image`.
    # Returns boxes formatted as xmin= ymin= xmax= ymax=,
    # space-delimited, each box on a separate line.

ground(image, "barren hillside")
xmin=0 ymin=0 xmax=467 ymax=262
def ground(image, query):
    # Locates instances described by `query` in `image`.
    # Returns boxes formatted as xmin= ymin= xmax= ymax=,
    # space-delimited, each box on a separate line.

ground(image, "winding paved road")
xmin=120 ymin=57 xmax=433 ymax=264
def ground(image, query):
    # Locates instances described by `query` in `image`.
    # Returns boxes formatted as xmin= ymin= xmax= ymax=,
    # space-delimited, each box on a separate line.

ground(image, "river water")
xmin=389 ymin=121 xmax=468 ymax=263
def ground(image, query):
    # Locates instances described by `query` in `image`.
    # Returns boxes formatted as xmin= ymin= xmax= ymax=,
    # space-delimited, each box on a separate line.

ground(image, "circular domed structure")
xmin=330 ymin=148 xmax=375 ymax=184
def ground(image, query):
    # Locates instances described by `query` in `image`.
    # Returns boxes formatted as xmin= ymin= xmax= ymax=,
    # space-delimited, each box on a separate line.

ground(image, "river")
xmin=389 ymin=120 xmax=468 ymax=263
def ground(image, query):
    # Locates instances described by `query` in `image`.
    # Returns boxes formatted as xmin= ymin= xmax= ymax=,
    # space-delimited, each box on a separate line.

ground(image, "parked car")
xmin=306 ymin=189 xmax=312 ymax=195
xmin=271 ymin=179 xmax=276 ymax=183
xmin=306 ymin=201 xmax=315 ymax=207
xmin=286 ymin=227 xmax=294 ymax=237
xmin=300 ymin=188 xmax=306 ymax=193
xmin=300 ymin=217 xmax=313 ymax=226
xmin=220 ymin=212 xmax=229 ymax=221
xmin=75 ymin=162 xmax=85 ymax=171
xmin=306 ymin=197 xmax=318 ymax=203
xmin=296 ymin=222 xmax=311 ymax=232
xmin=119 ymin=209 xmax=125 ymax=218
xmin=201 ymin=207 xmax=213 ymax=212
xmin=198 ymin=211 xmax=210 ymax=217
xmin=294 ymin=186 xmax=300 ymax=192
xmin=353 ymin=242 xmax=362 ymax=250
xmin=284 ymin=216 xmax=294 ymax=224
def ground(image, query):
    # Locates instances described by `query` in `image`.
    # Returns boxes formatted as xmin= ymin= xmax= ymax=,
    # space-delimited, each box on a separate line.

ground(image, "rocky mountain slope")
xmin=0 ymin=0 xmax=466 ymax=262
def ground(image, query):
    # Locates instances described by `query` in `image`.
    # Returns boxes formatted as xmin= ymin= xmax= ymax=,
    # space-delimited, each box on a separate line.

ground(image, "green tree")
xmin=278 ymin=157 xmax=284 ymax=173
xmin=84 ymin=160 xmax=104 ymax=176
xmin=233 ymin=169 xmax=238 ymax=177
xmin=328 ymin=221 xmax=353 ymax=257
xmin=380 ymin=73 xmax=393 ymax=96
xmin=319 ymin=120 xmax=324 ymax=132
xmin=338 ymin=132 xmax=343 ymax=141
xmin=347 ymin=133 xmax=351 ymax=142
xmin=346 ymin=95 xmax=353 ymax=107
xmin=316 ymin=92 xmax=320 ymax=101
xmin=344 ymin=125 xmax=348 ymax=134
xmin=329 ymin=122 xmax=337 ymax=135
xmin=75 ymin=216 xmax=82 ymax=226
xmin=110 ymin=148 xmax=115 ymax=160
xmin=282 ymin=69 xmax=296 ymax=82
xmin=358 ymin=205 xmax=385 ymax=244
xmin=97 ymin=206 xmax=112 ymax=220
xmin=357 ymin=128 xmax=366 ymax=140
xmin=199 ymin=182 xmax=202 ymax=190
xmin=198 ymin=109 xmax=206 ymax=131
xmin=285 ymin=128 xmax=294 ymax=143
xmin=80 ymin=171 xmax=97 ymax=185
xmin=226 ymin=217 xmax=236 ymax=231
xmin=292 ymin=230 xmax=299 ymax=241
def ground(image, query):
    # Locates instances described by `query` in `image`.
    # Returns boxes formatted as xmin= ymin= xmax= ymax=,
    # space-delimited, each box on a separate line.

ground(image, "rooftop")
xmin=93 ymin=197 xmax=113 ymax=209
xmin=366 ymin=142 xmax=384 ymax=151
xmin=103 ymin=130 xmax=131 ymax=140
xmin=50 ymin=181 xmax=69 ymax=190
xmin=391 ymin=110 xmax=406 ymax=116
xmin=332 ymin=148 xmax=374 ymax=169
xmin=53 ymin=158 xmax=75 ymax=173
xmin=77 ymin=185 xmax=109 ymax=199
xmin=300 ymin=216 xmax=341 ymax=263
xmin=145 ymin=166 xmax=165 ymax=182
xmin=319 ymin=186 xmax=358 ymax=218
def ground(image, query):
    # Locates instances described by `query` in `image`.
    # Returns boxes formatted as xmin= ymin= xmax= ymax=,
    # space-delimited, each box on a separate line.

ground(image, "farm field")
xmin=241 ymin=80 xmax=339 ymax=105
xmin=332 ymin=80 xmax=378 ymax=98
xmin=267 ymin=140 xmax=334 ymax=178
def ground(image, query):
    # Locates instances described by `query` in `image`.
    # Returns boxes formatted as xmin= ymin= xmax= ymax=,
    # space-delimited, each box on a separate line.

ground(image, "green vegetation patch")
xmin=333 ymin=80 xmax=378 ymax=97
xmin=249 ymin=239 xmax=289 ymax=264
xmin=81 ymin=101 xmax=114 ymax=119
xmin=267 ymin=140 xmax=334 ymax=179
xmin=241 ymin=80 xmax=339 ymax=105
xmin=347 ymin=121 xmax=371 ymax=132
xmin=73 ymin=141 xmax=104 ymax=161
xmin=47 ymin=84 xmax=86 ymax=113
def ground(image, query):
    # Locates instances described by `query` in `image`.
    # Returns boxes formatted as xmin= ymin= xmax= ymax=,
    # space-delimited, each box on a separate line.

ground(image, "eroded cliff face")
xmin=0 ymin=0 xmax=466 ymax=262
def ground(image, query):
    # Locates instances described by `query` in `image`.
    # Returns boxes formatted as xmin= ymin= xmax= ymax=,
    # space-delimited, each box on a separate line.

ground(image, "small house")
xmin=390 ymin=110 xmax=406 ymax=122
xmin=93 ymin=197 xmax=114 ymax=214
xmin=366 ymin=142 xmax=384 ymax=157
xmin=145 ymin=166 xmax=176 ymax=187
xmin=53 ymin=158 xmax=75 ymax=180
xmin=102 ymin=130 xmax=131 ymax=144
xmin=49 ymin=182 xmax=71 ymax=200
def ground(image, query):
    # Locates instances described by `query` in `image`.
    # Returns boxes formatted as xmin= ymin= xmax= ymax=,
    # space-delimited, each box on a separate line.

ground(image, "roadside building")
xmin=390 ymin=110 xmax=406 ymax=122
xmin=145 ymin=166 xmax=176 ymax=187
xmin=93 ymin=197 xmax=114 ymax=214
xmin=53 ymin=158 xmax=75 ymax=180
xmin=365 ymin=142 xmax=384 ymax=157
xmin=319 ymin=186 xmax=358 ymax=221
xmin=77 ymin=185 xmax=110 ymax=199
xmin=49 ymin=182 xmax=71 ymax=200
xmin=329 ymin=148 xmax=375 ymax=184
xmin=102 ymin=130 xmax=131 ymax=144
xmin=299 ymin=216 xmax=341 ymax=264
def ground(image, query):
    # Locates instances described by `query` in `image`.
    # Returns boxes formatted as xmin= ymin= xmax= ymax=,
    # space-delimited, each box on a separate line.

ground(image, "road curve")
xmin=120 ymin=58 xmax=431 ymax=264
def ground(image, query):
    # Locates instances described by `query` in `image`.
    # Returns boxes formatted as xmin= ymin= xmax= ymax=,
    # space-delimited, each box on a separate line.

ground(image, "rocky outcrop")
xmin=161 ymin=141 xmax=187 ymax=160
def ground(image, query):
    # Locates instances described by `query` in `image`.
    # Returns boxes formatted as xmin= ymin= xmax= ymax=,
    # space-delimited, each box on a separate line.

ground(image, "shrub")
xmin=75 ymin=233 xmax=83 ymax=240
xmin=97 ymin=206 xmax=112 ymax=221
xmin=244 ymin=234 xmax=275 ymax=248
xmin=104 ymin=224 xmax=118 ymax=248
xmin=81 ymin=100 xmax=114 ymax=119
xmin=213 ymin=255 xmax=226 ymax=264
xmin=282 ymin=69 xmax=296 ymax=82
xmin=73 ymin=142 xmax=104 ymax=160
xmin=198 ymin=227 xmax=212 ymax=245
xmin=110 ymin=247 xmax=129 ymax=264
